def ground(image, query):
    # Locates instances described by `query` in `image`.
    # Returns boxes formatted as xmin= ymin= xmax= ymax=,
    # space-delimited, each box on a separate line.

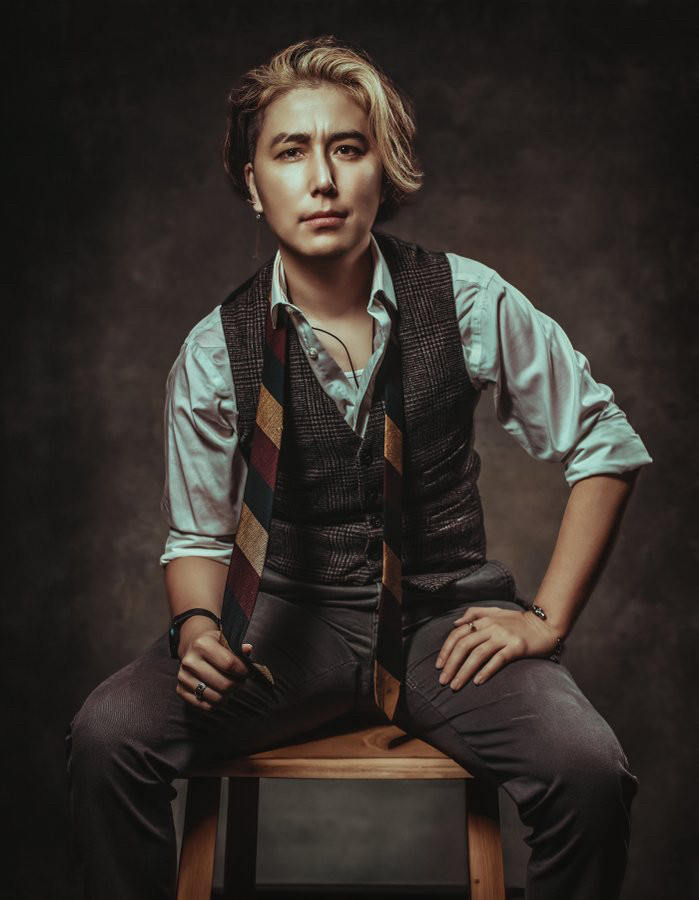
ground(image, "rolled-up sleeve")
xmin=159 ymin=311 xmax=243 ymax=566
xmin=449 ymin=255 xmax=653 ymax=486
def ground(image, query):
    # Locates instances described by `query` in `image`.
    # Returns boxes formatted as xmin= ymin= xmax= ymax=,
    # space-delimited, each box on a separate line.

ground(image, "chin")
xmin=305 ymin=241 xmax=350 ymax=259
xmin=285 ymin=231 xmax=359 ymax=260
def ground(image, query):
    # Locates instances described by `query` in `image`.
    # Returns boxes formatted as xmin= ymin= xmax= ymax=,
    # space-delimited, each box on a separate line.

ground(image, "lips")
xmin=302 ymin=210 xmax=347 ymax=221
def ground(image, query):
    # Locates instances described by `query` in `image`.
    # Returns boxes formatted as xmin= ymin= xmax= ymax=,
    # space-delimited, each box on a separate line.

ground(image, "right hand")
xmin=175 ymin=617 xmax=254 ymax=711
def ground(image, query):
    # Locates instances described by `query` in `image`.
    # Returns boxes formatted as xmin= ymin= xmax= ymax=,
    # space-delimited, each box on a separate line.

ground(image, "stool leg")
xmin=223 ymin=776 xmax=260 ymax=899
xmin=177 ymin=777 xmax=221 ymax=900
xmin=464 ymin=779 xmax=506 ymax=900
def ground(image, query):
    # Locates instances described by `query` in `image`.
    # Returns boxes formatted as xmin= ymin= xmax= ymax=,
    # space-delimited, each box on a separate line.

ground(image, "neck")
xmin=278 ymin=236 xmax=374 ymax=321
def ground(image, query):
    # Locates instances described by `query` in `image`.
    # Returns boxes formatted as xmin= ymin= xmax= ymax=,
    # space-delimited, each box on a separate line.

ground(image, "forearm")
xmin=532 ymin=470 xmax=640 ymax=640
xmin=164 ymin=555 xmax=229 ymax=618
xmin=164 ymin=556 xmax=230 ymax=655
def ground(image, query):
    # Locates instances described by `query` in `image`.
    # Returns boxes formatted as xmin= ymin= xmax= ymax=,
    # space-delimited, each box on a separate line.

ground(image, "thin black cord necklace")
xmin=309 ymin=315 xmax=375 ymax=391
xmin=284 ymin=279 xmax=375 ymax=390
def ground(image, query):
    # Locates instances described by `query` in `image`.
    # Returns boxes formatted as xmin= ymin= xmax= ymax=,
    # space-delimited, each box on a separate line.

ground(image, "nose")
xmin=309 ymin=148 xmax=337 ymax=196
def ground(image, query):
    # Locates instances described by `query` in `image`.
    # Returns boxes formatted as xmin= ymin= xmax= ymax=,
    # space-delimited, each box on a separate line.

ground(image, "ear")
xmin=244 ymin=162 xmax=263 ymax=215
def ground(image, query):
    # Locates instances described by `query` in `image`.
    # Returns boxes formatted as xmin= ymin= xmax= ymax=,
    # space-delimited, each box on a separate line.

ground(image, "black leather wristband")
xmin=169 ymin=608 xmax=222 ymax=659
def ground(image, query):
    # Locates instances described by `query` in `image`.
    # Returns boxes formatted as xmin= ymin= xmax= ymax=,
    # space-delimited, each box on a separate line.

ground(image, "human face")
xmin=244 ymin=84 xmax=384 ymax=261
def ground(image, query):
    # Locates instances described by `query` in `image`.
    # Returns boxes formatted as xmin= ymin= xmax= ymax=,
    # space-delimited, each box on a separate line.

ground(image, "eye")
xmin=278 ymin=147 xmax=303 ymax=159
xmin=336 ymin=144 xmax=363 ymax=156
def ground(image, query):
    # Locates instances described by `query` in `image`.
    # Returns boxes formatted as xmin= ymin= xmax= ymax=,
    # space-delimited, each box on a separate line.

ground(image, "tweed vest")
xmin=220 ymin=230 xmax=490 ymax=592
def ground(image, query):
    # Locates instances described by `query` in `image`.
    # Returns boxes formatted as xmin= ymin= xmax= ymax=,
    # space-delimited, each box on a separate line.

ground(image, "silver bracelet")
xmin=525 ymin=603 xmax=565 ymax=664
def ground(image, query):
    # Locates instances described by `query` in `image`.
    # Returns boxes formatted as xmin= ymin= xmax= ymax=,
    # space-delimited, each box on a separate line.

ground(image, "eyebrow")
xmin=269 ymin=130 xmax=369 ymax=149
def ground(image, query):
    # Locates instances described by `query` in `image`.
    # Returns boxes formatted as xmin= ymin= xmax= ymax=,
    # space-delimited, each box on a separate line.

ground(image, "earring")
xmin=253 ymin=210 xmax=263 ymax=260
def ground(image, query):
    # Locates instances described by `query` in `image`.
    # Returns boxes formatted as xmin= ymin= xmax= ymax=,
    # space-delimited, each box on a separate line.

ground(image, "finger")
xmin=176 ymin=680 xmax=214 ymax=711
xmin=181 ymin=656 xmax=247 ymax=695
xmin=437 ymin=632 xmax=492 ymax=683
xmin=436 ymin=622 xmax=490 ymax=669
xmin=178 ymin=664 xmax=249 ymax=707
xmin=442 ymin=639 xmax=497 ymax=689
xmin=473 ymin=648 xmax=512 ymax=685
xmin=177 ymin=668 xmax=225 ymax=703
xmin=197 ymin=638 xmax=252 ymax=681
xmin=220 ymin=634 xmax=253 ymax=655
xmin=436 ymin=626 xmax=483 ymax=670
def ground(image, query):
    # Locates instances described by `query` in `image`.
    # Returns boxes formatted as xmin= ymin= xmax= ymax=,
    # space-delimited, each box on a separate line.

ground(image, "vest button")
xmin=366 ymin=486 xmax=379 ymax=503
xmin=369 ymin=514 xmax=383 ymax=529
xmin=367 ymin=539 xmax=382 ymax=561
xmin=359 ymin=448 xmax=373 ymax=465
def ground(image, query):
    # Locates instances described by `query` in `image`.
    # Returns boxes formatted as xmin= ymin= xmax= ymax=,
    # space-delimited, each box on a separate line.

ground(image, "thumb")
xmin=242 ymin=642 xmax=253 ymax=654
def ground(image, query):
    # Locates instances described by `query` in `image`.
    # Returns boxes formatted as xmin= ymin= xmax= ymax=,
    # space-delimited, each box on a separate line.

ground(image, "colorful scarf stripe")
xmin=372 ymin=295 xmax=405 ymax=718
xmin=220 ymin=295 xmax=405 ymax=719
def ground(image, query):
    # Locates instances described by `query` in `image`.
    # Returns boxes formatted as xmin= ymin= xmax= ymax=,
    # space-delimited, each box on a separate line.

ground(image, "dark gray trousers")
xmin=65 ymin=562 xmax=637 ymax=899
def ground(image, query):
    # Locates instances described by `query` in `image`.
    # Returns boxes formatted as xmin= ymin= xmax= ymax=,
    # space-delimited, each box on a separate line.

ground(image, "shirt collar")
xmin=269 ymin=231 xmax=397 ymax=328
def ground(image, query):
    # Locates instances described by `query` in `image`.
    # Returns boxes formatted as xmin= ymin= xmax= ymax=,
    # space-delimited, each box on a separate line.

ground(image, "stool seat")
xmin=177 ymin=716 xmax=505 ymax=899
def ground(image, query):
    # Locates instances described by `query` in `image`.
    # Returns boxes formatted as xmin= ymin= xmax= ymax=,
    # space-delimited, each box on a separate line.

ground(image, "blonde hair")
xmin=222 ymin=36 xmax=423 ymax=223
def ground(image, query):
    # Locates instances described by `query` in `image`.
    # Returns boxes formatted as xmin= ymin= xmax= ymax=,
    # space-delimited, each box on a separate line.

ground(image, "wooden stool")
xmin=177 ymin=717 xmax=506 ymax=900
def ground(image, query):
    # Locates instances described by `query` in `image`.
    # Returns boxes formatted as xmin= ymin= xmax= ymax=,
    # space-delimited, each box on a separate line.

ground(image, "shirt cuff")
xmin=159 ymin=530 xmax=234 ymax=567
xmin=562 ymin=403 xmax=653 ymax=486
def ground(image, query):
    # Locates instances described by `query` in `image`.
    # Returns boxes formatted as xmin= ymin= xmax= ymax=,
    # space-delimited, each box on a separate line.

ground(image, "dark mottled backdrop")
xmin=7 ymin=1 xmax=697 ymax=897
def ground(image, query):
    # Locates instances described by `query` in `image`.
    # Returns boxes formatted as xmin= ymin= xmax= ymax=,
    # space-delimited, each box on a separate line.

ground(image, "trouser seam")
xmin=278 ymin=658 xmax=360 ymax=701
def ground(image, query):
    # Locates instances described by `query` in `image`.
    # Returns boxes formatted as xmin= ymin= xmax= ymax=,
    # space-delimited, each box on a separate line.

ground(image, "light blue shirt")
xmin=159 ymin=233 xmax=652 ymax=567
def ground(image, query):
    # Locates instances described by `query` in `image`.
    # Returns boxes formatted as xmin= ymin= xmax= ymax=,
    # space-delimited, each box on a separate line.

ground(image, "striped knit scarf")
xmin=220 ymin=291 xmax=405 ymax=720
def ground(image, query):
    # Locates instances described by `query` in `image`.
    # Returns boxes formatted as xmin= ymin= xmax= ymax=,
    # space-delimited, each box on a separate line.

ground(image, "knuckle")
xmin=190 ymin=636 xmax=207 ymax=655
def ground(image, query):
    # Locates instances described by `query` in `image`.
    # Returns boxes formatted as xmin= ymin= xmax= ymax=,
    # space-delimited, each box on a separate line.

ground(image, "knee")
xmin=66 ymin=675 xmax=143 ymax=777
xmin=525 ymin=724 xmax=638 ymax=831
xmin=562 ymin=727 xmax=636 ymax=803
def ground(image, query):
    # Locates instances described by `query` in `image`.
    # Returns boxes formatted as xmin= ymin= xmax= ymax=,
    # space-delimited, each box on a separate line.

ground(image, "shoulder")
xmin=374 ymin=230 xmax=500 ymax=291
xmin=180 ymin=304 xmax=227 ymax=352
xmin=444 ymin=251 xmax=500 ymax=292
xmin=445 ymin=254 xmax=546 ymax=331
xmin=167 ymin=304 xmax=232 ymax=401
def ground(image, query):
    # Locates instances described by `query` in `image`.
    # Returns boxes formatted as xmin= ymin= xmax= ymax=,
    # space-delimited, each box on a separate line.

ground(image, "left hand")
xmin=435 ymin=606 xmax=561 ymax=689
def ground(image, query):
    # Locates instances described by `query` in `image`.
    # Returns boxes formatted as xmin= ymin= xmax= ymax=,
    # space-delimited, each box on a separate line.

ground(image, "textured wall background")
xmin=7 ymin=1 xmax=697 ymax=897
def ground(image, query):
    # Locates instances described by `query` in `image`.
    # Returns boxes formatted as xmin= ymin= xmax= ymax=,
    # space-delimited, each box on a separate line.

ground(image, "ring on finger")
xmin=194 ymin=681 xmax=207 ymax=702
xmin=469 ymin=621 xmax=477 ymax=632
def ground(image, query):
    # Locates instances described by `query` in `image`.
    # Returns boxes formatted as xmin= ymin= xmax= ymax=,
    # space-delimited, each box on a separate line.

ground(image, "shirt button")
xmin=308 ymin=347 xmax=318 ymax=359
xmin=359 ymin=448 xmax=373 ymax=466
xmin=369 ymin=514 xmax=383 ymax=529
